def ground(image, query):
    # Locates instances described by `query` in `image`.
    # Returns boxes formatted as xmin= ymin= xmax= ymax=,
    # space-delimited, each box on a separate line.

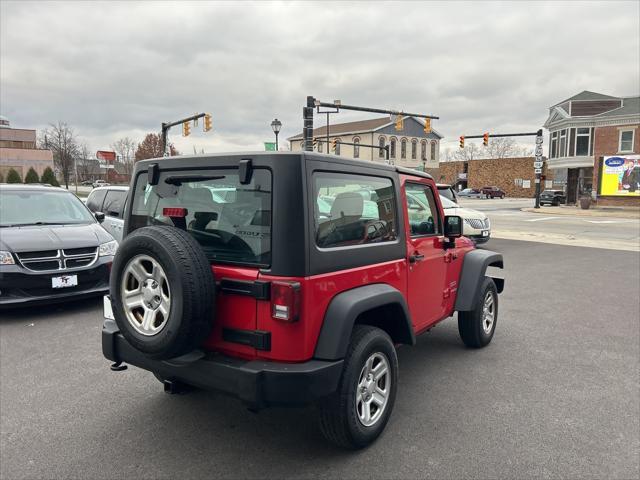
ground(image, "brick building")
xmin=543 ymin=91 xmax=640 ymax=206
xmin=288 ymin=116 xmax=442 ymax=170
xmin=0 ymin=116 xmax=54 ymax=180
xmin=438 ymin=157 xmax=553 ymax=198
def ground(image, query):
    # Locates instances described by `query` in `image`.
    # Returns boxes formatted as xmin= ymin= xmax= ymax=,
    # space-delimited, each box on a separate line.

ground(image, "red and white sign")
xmin=96 ymin=150 xmax=116 ymax=163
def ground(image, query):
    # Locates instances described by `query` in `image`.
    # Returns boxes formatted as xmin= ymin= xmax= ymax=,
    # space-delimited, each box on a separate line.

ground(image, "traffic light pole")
xmin=461 ymin=129 xmax=545 ymax=208
xmin=161 ymin=113 xmax=207 ymax=156
xmin=303 ymin=96 xmax=439 ymax=152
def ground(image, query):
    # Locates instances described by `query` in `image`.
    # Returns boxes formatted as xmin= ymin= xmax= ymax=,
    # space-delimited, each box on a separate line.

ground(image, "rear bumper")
xmin=102 ymin=319 xmax=344 ymax=409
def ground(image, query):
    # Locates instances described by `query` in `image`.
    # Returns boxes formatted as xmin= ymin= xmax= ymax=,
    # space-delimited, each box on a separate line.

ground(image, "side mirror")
xmin=444 ymin=215 xmax=462 ymax=238
xmin=95 ymin=212 xmax=105 ymax=223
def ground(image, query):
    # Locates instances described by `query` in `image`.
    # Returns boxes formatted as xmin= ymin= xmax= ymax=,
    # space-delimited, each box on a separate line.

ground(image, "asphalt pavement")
xmin=458 ymin=198 xmax=640 ymax=251
xmin=1 ymin=239 xmax=639 ymax=479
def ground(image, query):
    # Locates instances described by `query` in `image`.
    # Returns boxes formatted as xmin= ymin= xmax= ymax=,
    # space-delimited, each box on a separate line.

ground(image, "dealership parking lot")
xmin=1 ymin=238 xmax=638 ymax=479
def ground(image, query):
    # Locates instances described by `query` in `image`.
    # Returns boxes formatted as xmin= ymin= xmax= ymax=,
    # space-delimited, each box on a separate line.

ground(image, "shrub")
xmin=24 ymin=167 xmax=40 ymax=184
xmin=6 ymin=168 xmax=22 ymax=184
xmin=41 ymin=167 xmax=59 ymax=186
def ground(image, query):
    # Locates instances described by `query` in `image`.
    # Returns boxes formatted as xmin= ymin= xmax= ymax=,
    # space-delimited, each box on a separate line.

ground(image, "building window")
xmin=353 ymin=137 xmax=360 ymax=158
xmin=335 ymin=139 xmax=341 ymax=156
xmin=559 ymin=129 xmax=567 ymax=157
xmin=421 ymin=140 xmax=427 ymax=160
xmin=390 ymin=137 xmax=396 ymax=158
xmin=379 ymin=136 xmax=386 ymax=158
xmin=411 ymin=139 xmax=417 ymax=160
xmin=575 ymin=127 xmax=590 ymax=156
xmin=431 ymin=141 xmax=437 ymax=161
xmin=619 ymin=130 xmax=634 ymax=152
xmin=550 ymin=131 xmax=558 ymax=158
xmin=401 ymin=138 xmax=407 ymax=159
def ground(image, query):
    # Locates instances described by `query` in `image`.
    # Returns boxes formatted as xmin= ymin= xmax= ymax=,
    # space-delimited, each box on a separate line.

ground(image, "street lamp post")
xmin=271 ymin=118 xmax=282 ymax=151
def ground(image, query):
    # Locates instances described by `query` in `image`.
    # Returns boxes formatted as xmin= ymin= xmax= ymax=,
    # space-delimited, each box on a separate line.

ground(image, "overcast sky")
xmin=1 ymin=1 xmax=639 ymax=156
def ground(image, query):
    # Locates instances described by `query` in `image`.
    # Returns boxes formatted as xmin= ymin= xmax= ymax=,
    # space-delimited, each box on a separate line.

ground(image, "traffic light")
xmin=395 ymin=115 xmax=404 ymax=131
xmin=182 ymin=121 xmax=191 ymax=137
xmin=331 ymin=138 xmax=338 ymax=152
xmin=424 ymin=118 xmax=431 ymax=134
xmin=203 ymin=114 xmax=212 ymax=132
xmin=459 ymin=136 xmax=465 ymax=149
xmin=483 ymin=132 xmax=489 ymax=147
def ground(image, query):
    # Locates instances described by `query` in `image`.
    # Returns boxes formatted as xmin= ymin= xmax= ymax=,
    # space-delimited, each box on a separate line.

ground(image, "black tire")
xmin=318 ymin=325 xmax=398 ymax=449
xmin=110 ymin=226 xmax=214 ymax=360
xmin=458 ymin=277 xmax=498 ymax=348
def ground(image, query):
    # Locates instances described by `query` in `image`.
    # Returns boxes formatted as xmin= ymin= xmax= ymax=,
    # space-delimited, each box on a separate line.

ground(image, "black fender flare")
xmin=314 ymin=283 xmax=416 ymax=361
xmin=455 ymin=249 xmax=504 ymax=311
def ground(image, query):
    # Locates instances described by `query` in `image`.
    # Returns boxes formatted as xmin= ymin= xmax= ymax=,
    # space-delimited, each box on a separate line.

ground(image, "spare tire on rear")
xmin=110 ymin=225 xmax=215 ymax=360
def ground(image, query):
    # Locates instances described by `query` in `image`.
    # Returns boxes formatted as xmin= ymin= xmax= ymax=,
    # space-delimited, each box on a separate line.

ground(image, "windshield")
xmin=438 ymin=186 xmax=456 ymax=201
xmin=438 ymin=194 xmax=458 ymax=209
xmin=130 ymin=168 xmax=272 ymax=267
xmin=0 ymin=189 xmax=95 ymax=227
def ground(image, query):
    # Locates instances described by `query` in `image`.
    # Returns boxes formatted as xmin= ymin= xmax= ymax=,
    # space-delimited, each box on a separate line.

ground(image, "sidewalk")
xmin=522 ymin=205 xmax=640 ymax=219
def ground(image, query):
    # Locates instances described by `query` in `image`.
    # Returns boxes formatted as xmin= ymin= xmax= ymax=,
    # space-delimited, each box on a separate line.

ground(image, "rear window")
xmin=130 ymin=168 xmax=271 ymax=266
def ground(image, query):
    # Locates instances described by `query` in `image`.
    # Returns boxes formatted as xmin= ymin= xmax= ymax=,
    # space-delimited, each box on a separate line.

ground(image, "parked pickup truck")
xmin=102 ymin=152 xmax=504 ymax=449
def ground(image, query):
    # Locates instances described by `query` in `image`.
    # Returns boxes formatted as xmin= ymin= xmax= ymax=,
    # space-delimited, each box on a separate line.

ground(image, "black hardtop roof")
xmin=133 ymin=151 xmax=433 ymax=180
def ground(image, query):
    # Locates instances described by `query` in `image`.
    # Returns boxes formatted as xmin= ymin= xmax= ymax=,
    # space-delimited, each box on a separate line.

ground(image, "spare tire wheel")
xmin=110 ymin=225 xmax=214 ymax=360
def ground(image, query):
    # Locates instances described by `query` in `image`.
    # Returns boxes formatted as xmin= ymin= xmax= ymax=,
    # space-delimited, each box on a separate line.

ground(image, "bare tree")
xmin=40 ymin=121 xmax=80 ymax=188
xmin=76 ymin=143 xmax=94 ymax=182
xmin=111 ymin=137 xmax=136 ymax=176
xmin=484 ymin=137 xmax=528 ymax=159
xmin=450 ymin=142 xmax=482 ymax=162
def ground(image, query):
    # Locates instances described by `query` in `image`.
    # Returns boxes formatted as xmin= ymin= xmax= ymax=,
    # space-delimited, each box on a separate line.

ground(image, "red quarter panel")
xmin=256 ymin=259 xmax=407 ymax=362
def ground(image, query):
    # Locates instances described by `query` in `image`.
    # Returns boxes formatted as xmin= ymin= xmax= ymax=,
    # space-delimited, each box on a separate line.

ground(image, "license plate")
xmin=103 ymin=295 xmax=115 ymax=320
xmin=482 ymin=230 xmax=489 ymax=237
xmin=51 ymin=274 xmax=78 ymax=288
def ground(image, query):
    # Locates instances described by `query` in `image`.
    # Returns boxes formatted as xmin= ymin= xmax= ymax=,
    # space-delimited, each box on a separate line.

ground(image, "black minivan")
xmin=0 ymin=184 xmax=116 ymax=307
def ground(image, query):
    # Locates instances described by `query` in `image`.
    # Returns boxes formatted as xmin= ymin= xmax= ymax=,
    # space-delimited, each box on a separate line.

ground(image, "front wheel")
xmin=318 ymin=325 xmax=398 ymax=449
xmin=458 ymin=277 xmax=498 ymax=348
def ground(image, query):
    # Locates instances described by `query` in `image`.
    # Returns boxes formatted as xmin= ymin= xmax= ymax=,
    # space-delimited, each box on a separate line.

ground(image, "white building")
xmin=288 ymin=116 xmax=442 ymax=170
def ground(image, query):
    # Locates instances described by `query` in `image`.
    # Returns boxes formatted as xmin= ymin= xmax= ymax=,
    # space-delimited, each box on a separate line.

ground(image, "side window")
xmin=86 ymin=189 xmax=106 ymax=212
xmin=404 ymin=183 xmax=441 ymax=236
xmin=102 ymin=190 xmax=126 ymax=217
xmin=314 ymin=172 xmax=397 ymax=248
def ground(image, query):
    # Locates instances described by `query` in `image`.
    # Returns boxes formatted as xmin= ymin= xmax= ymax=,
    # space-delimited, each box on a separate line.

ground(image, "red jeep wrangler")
xmin=103 ymin=152 xmax=504 ymax=449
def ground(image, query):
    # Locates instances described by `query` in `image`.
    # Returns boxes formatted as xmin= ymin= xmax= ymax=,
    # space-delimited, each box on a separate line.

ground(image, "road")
xmin=1 ymin=239 xmax=638 ymax=479
xmin=457 ymin=197 xmax=640 ymax=251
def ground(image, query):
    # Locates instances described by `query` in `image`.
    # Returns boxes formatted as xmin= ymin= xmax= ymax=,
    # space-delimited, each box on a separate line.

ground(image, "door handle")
xmin=409 ymin=253 xmax=425 ymax=263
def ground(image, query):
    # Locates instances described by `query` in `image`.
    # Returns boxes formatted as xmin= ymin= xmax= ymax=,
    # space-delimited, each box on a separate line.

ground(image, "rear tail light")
xmin=271 ymin=281 xmax=301 ymax=322
xmin=163 ymin=207 xmax=188 ymax=218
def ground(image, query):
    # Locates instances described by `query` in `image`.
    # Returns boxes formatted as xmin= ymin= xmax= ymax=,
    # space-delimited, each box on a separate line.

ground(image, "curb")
xmin=521 ymin=207 xmax=640 ymax=219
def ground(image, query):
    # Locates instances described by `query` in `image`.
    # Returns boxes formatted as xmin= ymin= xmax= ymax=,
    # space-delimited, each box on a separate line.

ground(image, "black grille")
xmin=24 ymin=260 xmax=60 ymax=271
xmin=65 ymin=258 xmax=94 ymax=268
xmin=17 ymin=250 xmax=58 ymax=260
xmin=63 ymin=247 xmax=97 ymax=256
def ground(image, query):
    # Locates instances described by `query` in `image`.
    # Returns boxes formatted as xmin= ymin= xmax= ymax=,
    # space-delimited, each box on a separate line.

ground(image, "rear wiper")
xmin=164 ymin=175 xmax=225 ymax=186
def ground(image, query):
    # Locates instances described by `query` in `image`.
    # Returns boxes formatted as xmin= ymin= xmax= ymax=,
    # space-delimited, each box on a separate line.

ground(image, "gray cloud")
xmin=2 ymin=1 xmax=638 ymax=154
